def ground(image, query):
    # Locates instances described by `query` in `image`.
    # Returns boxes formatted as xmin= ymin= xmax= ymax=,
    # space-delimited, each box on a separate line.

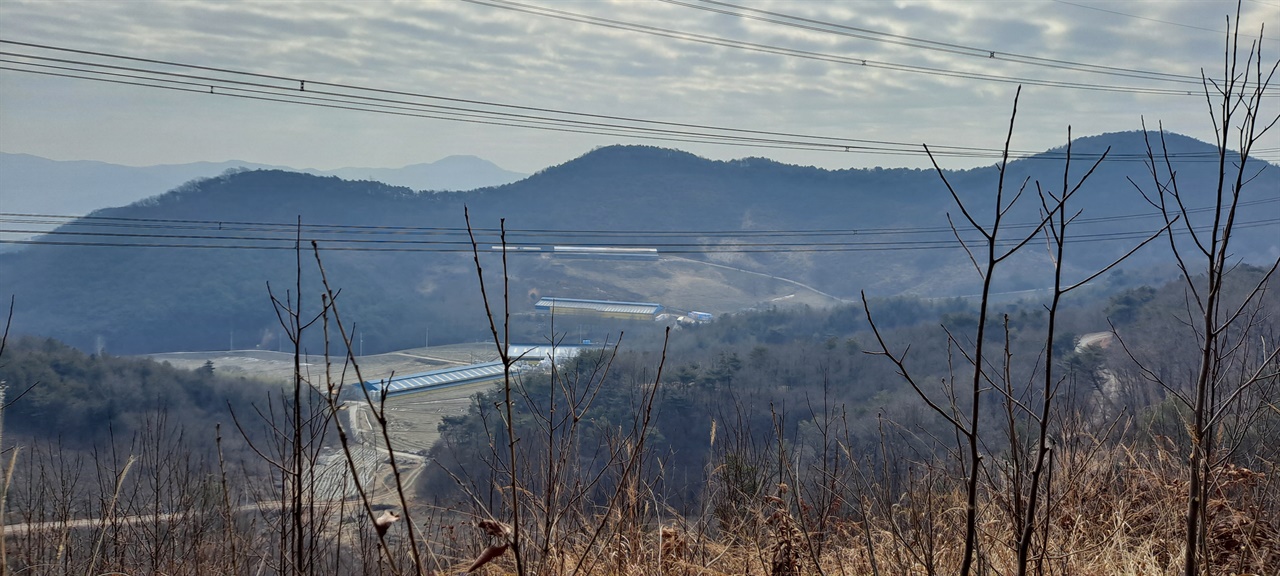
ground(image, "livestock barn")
xmin=534 ymin=297 xmax=664 ymax=321
xmin=358 ymin=361 xmax=505 ymax=398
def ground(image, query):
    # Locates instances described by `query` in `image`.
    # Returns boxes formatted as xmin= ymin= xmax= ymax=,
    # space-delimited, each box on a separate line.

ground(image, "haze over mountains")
xmin=0 ymin=131 xmax=1276 ymax=355
xmin=0 ymin=152 xmax=528 ymax=242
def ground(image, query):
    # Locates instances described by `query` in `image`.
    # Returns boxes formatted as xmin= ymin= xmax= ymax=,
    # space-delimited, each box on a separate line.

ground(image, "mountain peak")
xmin=1033 ymin=130 xmax=1249 ymax=162
xmin=317 ymin=156 xmax=527 ymax=191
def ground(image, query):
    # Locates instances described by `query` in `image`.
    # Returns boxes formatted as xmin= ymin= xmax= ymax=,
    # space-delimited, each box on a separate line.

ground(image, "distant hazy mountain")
xmin=0 ymin=153 xmax=527 ymax=243
xmin=0 ymin=132 xmax=1275 ymax=355
xmin=0 ymin=154 xmax=266 ymax=223
xmin=316 ymin=156 xmax=528 ymax=191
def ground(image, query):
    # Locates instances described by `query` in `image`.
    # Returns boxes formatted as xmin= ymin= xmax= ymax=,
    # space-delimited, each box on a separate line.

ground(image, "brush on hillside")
xmin=463 ymin=519 xmax=512 ymax=574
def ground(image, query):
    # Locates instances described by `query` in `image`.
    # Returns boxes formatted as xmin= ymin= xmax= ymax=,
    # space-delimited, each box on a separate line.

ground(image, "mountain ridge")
xmin=0 ymin=152 xmax=529 ymax=243
xmin=1 ymin=131 xmax=1275 ymax=355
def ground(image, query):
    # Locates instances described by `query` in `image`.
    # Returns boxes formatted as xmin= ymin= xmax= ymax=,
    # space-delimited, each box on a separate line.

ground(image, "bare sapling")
xmin=1007 ymin=128 xmax=1167 ymax=576
xmin=863 ymin=87 xmax=1040 ymax=576
xmin=1126 ymin=6 xmax=1280 ymax=574
xmin=311 ymin=239 xmax=432 ymax=575
xmin=862 ymin=88 xmax=1170 ymax=575
xmin=462 ymin=207 xmax=672 ymax=576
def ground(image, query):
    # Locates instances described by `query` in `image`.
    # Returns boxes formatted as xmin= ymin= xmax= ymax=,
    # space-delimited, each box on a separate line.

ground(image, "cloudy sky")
xmin=1 ymin=0 xmax=1277 ymax=173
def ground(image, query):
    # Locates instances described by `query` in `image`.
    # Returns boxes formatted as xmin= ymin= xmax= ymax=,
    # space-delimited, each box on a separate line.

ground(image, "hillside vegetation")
xmin=0 ymin=337 xmax=266 ymax=443
xmin=1 ymin=131 xmax=1275 ymax=355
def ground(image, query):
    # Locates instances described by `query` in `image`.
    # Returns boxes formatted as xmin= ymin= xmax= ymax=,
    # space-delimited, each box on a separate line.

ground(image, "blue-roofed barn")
xmin=359 ymin=361 xmax=505 ymax=398
xmin=534 ymin=297 xmax=663 ymax=321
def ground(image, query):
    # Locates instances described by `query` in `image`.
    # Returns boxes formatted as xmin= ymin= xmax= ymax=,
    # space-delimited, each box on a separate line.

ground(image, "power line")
xmin=5 ymin=38 xmax=1279 ymax=160
xmin=1050 ymin=0 xmax=1278 ymax=43
xmin=5 ymin=194 xmax=1277 ymax=236
xmin=4 ymin=193 xmax=1275 ymax=233
xmin=4 ymin=217 xmax=1274 ymax=253
xmin=0 ymin=43 xmax=1008 ymax=159
xmin=664 ymin=0 xmax=1217 ymax=83
xmin=0 ymin=62 xmax=911 ymax=157
xmin=2 ymin=203 xmax=1275 ymax=254
xmin=458 ymin=0 xmax=1214 ymax=97
xmin=0 ymin=61 xmax=863 ymax=153
xmin=4 ymin=43 xmax=1275 ymax=164
xmin=5 ymin=194 xmax=1278 ymax=235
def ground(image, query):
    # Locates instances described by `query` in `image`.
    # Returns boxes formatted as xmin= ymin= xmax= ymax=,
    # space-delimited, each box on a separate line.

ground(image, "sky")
xmin=1 ymin=0 xmax=1278 ymax=174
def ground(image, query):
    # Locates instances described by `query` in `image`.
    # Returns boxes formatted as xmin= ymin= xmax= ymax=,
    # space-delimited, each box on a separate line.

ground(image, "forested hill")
xmin=0 ymin=131 xmax=1275 ymax=355
xmin=0 ymin=152 xmax=527 ymax=242
xmin=0 ymin=336 xmax=266 ymax=449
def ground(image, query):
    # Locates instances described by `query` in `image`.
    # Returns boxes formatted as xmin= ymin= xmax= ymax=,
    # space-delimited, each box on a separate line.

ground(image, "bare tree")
xmin=461 ymin=208 xmax=670 ymax=576
xmin=863 ymin=88 xmax=1166 ymax=576
xmin=1127 ymin=7 xmax=1279 ymax=574
xmin=863 ymin=88 xmax=1046 ymax=576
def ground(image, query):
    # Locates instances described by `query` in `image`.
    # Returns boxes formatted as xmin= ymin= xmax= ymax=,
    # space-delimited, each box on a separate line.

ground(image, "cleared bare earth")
xmin=146 ymin=343 xmax=500 ymax=456
xmin=531 ymin=256 xmax=845 ymax=312
xmin=144 ymin=343 xmax=497 ymax=383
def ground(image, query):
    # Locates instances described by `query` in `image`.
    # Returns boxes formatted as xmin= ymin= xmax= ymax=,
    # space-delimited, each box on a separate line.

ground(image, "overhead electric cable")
xmin=5 ymin=39 xmax=1230 ymax=159
xmin=0 ymin=61 xmax=918 ymax=156
xmin=0 ymin=41 xmax=1032 ymax=159
xmin=1 ymin=56 xmax=1263 ymax=164
xmin=666 ymin=0 xmax=1214 ymax=83
xmin=0 ymin=59 xmax=871 ymax=152
xmin=8 ymin=195 xmax=1279 ymax=237
xmin=2 ymin=197 xmax=1276 ymax=252
xmin=1050 ymin=0 xmax=1277 ymax=42
xmin=457 ymin=0 xmax=1208 ymax=96
xmin=4 ymin=195 xmax=1278 ymax=236
xmin=2 ymin=40 xmax=1276 ymax=162
xmin=3 ymin=216 xmax=1274 ymax=253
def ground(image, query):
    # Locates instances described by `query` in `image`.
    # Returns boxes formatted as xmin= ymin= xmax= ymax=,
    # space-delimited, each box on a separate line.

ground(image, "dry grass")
xmin=418 ymin=444 xmax=1275 ymax=576
xmin=3 ymin=420 xmax=1275 ymax=576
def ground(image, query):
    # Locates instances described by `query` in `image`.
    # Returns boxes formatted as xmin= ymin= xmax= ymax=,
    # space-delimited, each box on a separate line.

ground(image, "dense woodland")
xmin=0 ymin=337 xmax=265 ymax=446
